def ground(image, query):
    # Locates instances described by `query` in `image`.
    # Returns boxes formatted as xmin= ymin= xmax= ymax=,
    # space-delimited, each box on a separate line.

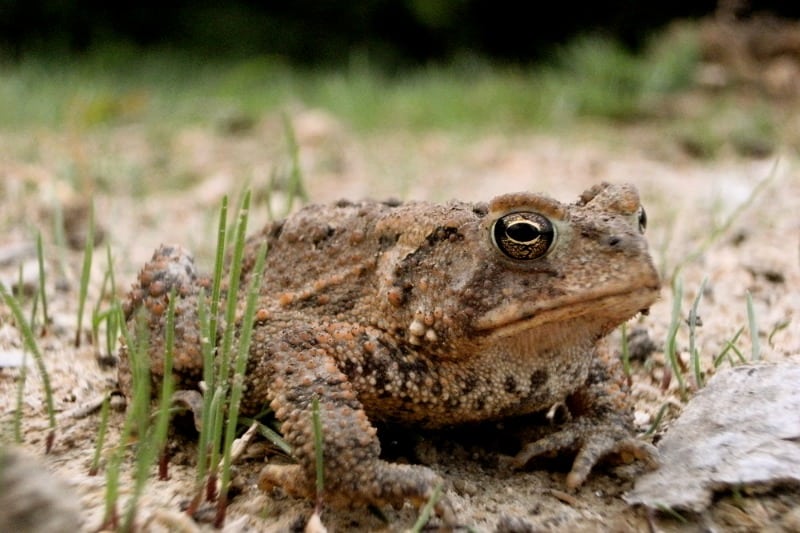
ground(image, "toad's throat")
xmin=476 ymin=285 xmax=659 ymax=338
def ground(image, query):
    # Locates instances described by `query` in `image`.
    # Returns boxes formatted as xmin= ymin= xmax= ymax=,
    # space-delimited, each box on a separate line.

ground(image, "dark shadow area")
xmin=2 ymin=0 xmax=772 ymax=65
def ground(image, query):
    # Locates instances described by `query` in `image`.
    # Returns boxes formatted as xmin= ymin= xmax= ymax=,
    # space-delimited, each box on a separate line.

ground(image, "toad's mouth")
xmin=475 ymin=284 xmax=660 ymax=338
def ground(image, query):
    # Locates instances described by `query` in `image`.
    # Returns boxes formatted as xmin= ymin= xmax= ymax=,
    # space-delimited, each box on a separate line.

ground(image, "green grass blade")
xmin=36 ymin=232 xmax=49 ymax=329
xmin=688 ymin=277 xmax=707 ymax=388
xmin=193 ymin=290 xmax=214 ymax=490
xmin=729 ymin=343 xmax=747 ymax=365
xmin=619 ymin=323 xmax=631 ymax=379
xmin=154 ymin=287 xmax=177 ymax=481
xmin=91 ymin=270 xmax=111 ymax=347
xmin=51 ymin=200 xmax=69 ymax=279
xmin=13 ymin=350 xmax=28 ymax=443
xmin=105 ymin=242 xmax=117 ymax=300
xmin=0 ymin=282 xmax=57 ymax=448
xmin=237 ymin=418 xmax=292 ymax=456
xmin=656 ymin=504 xmax=688 ymax=523
xmin=28 ymin=279 xmax=39 ymax=331
xmin=768 ymin=318 xmax=790 ymax=347
xmin=746 ymin=291 xmax=760 ymax=361
xmin=644 ymin=402 xmax=671 ymax=437
xmin=101 ymin=432 xmax=124 ymax=530
xmin=74 ymin=200 xmax=95 ymax=347
xmin=89 ymin=394 xmax=111 ymax=476
xmin=205 ymin=386 xmax=224 ymax=502
xmin=408 ymin=481 xmax=444 ymax=533
xmin=208 ymin=195 xmax=228 ymax=350
xmin=281 ymin=113 xmax=309 ymax=216
xmin=105 ymin=307 xmax=119 ymax=362
xmin=103 ymin=244 xmax=120 ymax=358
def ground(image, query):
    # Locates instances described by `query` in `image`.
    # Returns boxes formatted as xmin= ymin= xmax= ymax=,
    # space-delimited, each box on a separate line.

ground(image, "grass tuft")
xmin=216 ymin=240 xmax=268 ymax=527
xmin=208 ymin=192 xmax=254 ymax=524
xmin=664 ymin=276 xmax=688 ymax=401
xmin=185 ymin=195 xmax=231 ymax=514
xmin=120 ymin=317 xmax=155 ymax=532
xmin=102 ymin=305 xmax=147 ymax=530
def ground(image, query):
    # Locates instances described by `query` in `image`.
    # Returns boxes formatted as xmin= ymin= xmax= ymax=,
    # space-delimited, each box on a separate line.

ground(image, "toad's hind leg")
xmin=119 ymin=244 xmax=210 ymax=396
xmin=255 ymin=329 xmax=454 ymax=524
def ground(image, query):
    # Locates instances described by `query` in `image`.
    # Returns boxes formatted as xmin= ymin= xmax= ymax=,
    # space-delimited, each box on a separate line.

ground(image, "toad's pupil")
xmin=507 ymin=221 xmax=540 ymax=243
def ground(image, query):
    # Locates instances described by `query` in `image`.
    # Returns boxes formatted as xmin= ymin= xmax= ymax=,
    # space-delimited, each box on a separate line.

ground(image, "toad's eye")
xmin=637 ymin=207 xmax=647 ymax=233
xmin=491 ymin=212 xmax=555 ymax=260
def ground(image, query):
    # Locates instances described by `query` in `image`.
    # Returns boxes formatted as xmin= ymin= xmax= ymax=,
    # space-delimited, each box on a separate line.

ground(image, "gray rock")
xmin=626 ymin=364 xmax=800 ymax=512
xmin=0 ymin=448 xmax=82 ymax=532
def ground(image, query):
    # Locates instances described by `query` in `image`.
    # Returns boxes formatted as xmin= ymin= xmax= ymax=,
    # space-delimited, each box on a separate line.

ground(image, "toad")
xmin=119 ymin=182 xmax=660 ymax=522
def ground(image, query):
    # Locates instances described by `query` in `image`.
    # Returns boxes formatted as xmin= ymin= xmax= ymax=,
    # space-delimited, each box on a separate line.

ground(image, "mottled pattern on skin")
xmin=119 ymin=182 xmax=660 ymax=523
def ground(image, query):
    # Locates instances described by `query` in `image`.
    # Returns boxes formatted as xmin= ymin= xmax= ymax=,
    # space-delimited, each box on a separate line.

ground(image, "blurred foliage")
xmin=0 ymin=25 xmax=702 ymax=133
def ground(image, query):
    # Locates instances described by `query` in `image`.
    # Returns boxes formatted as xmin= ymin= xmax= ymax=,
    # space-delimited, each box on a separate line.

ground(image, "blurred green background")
xmin=1 ymin=1 xmax=797 ymax=159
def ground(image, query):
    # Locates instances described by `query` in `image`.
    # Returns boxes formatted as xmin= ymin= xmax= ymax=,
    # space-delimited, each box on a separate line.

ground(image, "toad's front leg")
xmin=254 ymin=328 xmax=454 ymax=524
xmin=513 ymin=348 xmax=658 ymax=488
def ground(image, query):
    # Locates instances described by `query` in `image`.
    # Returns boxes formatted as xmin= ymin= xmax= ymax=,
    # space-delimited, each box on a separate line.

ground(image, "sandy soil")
xmin=1 ymin=109 xmax=799 ymax=532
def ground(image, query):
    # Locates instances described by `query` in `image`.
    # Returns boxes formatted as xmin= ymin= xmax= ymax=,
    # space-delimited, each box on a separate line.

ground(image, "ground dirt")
xmin=1 ymin=99 xmax=800 ymax=532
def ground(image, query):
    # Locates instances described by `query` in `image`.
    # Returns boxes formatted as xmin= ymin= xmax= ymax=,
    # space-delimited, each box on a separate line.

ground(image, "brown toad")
xmin=119 ymin=182 xmax=660 ymax=522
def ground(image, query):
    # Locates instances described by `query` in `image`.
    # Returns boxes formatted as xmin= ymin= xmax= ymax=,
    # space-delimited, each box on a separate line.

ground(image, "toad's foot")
xmin=259 ymin=460 xmax=454 ymax=523
xmin=511 ymin=412 xmax=658 ymax=488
